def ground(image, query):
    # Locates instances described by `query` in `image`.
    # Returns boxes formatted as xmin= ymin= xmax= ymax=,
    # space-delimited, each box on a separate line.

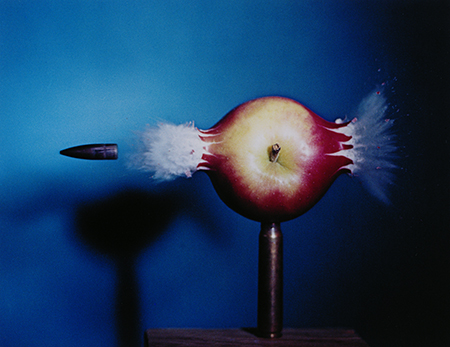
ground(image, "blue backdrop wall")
xmin=1 ymin=1 xmax=449 ymax=347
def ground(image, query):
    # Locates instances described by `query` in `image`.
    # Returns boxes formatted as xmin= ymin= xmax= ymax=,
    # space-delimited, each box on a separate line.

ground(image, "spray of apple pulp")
xmin=130 ymin=88 xmax=397 ymax=337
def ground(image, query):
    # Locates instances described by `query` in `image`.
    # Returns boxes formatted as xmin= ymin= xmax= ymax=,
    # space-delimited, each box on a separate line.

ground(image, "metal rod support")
xmin=257 ymin=222 xmax=283 ymax=338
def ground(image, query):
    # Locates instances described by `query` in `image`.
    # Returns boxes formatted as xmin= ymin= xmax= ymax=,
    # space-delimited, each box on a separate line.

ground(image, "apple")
xmin=135 ymin=91 xmax=394 ymax=223
xmin=197 ymin=97 xmax=353 ymax=222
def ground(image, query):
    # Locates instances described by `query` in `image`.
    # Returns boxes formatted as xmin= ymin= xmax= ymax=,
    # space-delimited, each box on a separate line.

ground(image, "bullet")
xmin=60 ymin=144 xmax=118 ymax=160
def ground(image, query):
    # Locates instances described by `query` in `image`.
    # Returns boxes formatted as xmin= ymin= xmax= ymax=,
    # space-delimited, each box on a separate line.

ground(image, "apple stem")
xmin=270 ymin=144 xmax=281 ymax=163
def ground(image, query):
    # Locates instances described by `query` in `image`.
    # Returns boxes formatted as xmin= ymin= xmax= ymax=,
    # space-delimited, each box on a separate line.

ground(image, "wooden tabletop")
xmin=144 ymin=328 xmax=370 ymax=346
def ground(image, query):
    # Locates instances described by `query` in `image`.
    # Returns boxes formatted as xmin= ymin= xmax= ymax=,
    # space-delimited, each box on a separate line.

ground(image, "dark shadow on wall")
xmin=75 ymin=189 xmax=181 ymax=347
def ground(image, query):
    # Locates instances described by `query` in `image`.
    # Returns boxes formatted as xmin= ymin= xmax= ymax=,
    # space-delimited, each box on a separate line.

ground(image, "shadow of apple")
xmin=76 ymin=189 xmax=180 ymax=347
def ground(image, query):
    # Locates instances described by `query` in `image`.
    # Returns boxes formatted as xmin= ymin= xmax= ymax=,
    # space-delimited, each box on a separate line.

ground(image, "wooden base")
xmin=144 ymin=328 xmax=369 ymax=346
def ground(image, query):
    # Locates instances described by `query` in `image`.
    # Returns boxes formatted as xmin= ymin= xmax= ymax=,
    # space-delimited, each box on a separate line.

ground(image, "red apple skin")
xmin=197 ymin=97 xmax=353 ymax=223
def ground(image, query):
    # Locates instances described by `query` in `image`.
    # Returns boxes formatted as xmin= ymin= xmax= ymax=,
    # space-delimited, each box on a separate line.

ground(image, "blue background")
xmin=1 ymin=1 xmax=448 ymax=347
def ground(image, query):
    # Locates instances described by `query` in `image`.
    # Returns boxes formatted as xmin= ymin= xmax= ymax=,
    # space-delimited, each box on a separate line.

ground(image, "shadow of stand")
xmin=76 ymin=189 xmax=180 ymax=347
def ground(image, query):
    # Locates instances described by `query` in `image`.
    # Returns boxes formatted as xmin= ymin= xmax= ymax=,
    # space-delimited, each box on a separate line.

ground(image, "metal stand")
xmin=257 ymin=222 xmax=283 ymax=338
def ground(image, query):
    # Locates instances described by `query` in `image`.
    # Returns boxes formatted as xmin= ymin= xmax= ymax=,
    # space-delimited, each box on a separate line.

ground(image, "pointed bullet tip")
xmin=60 ymin=144 xmax=118 ymax=160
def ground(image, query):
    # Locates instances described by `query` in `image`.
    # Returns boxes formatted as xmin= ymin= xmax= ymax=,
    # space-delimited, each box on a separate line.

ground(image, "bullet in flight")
xmin=60 ymin=144 xmax=118 ymax=160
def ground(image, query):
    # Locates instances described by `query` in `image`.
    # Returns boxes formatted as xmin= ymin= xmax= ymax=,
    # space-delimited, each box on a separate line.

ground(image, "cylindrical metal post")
xmin=257 ymin=222 xmax=283 ymax=338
